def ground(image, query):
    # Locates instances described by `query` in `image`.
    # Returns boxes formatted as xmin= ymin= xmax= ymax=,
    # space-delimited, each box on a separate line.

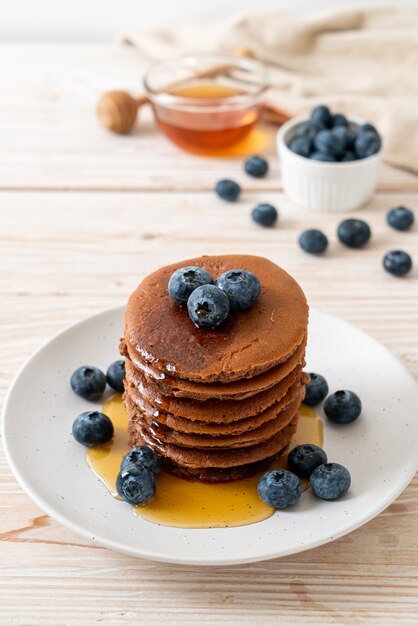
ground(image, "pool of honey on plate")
xmin=87 ymin=395 xmax=323 ymax=528
xmin=151 ymin=82 xmax=264 ymax=155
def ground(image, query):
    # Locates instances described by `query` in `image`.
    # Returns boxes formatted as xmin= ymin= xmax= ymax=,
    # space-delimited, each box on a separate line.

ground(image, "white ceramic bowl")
xmin=277 ymin=115 xmax=382 ymax=213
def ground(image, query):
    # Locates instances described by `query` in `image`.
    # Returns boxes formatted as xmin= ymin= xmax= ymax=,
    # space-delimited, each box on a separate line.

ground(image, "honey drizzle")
xmin=86 ymin=395 xmax=323 ymax=528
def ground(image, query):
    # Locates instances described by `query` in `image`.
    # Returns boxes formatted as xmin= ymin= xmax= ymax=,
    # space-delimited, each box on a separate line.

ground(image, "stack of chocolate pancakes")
xmin=120 ymin=254 xmax=309 ymax=482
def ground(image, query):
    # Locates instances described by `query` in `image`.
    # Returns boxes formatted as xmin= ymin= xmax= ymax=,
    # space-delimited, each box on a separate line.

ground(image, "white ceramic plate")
xmin=2 ymin=307 xmax=418 ymax=565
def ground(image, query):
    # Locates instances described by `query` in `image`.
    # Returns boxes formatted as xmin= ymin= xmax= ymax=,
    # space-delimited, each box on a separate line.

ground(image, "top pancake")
xmin=124 ymin=255 xmax=308 ymax=383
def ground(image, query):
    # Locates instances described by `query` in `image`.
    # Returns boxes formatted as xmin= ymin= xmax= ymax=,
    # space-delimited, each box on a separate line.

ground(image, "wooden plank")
xmin=0 ymin=43 xmax=417 ymax=192
xmin=0 ymin=189 xmax=417 ymax=625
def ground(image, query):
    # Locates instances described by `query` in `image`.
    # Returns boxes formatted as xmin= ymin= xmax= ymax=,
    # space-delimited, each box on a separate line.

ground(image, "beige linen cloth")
xmin=122 ymin=6 xmax=418 ymax=173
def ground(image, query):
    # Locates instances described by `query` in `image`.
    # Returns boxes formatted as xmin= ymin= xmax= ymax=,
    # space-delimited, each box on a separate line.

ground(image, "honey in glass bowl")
xmin=144 ymin=55 xmax=267 ymax=154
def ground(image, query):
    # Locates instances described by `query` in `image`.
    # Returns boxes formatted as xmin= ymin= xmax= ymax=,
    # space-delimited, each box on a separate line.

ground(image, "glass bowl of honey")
xmin=144 ymin=54 xmax=268 ymax=154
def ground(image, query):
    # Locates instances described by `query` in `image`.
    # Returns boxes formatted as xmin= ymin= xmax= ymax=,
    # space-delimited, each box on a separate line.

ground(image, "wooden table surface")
xmin=0 ymin=44 xmax=417 ymax=626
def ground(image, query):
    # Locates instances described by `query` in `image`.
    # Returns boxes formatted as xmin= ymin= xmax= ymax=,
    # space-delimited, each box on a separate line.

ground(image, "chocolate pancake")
xmin=126 ymin=389 xmax=303 ymax=449
xmin=125 ymin=374 xmax=306 ymax=435
xmin=125 ymin=359 xmax=306 ymax=422
xmin=130 ymin=414 xmax=299 ymax=470
xmin=122 ymin=334 xmax=307 ymax=401
xmin=124 ymin=255 xmax=308 ymax=383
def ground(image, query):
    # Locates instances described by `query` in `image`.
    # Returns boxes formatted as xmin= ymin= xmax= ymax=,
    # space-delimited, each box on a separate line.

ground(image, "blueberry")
xmin=324 ymin=390 xmax=362 ymax=424
xmin=331 ymin=113 xmax=348 ymax=128
xmin=121 ymin=446 xmax=162 ymax=475
xmin=116 ymin=467 xmax=156 ymax=505
xmin=310 ymin=151 xmax=337 ymax=162
xmin=298 ymin=229 xmax=328 ymax=254
xmin=313 ymin=129 xmax=345 ymax=158
xmin=297 ymin=121 xmax=325 ymax=138
xmin=216 ymin=269 xmax=260 ymax=310
xmin=257 ymin=469 xmax=302 ymax=509
xmin=358 ymin=122 xmax=379 ymax=136
xmin=310 ymin=105 xmax=332 ymax=128
xmin=251 ymin=203 xmax=278 ymax=227
xmin=187 ymin=284 xmax=230 ymax=329
xmin=310 ymin=463 xmax=351 ymax=500
xmin=288 ymin=444 xmax=328 ymax=478
xmin=337 ymin=218 xmax=371 ymax=248
xmin=70 ymin=366 xmax=106 ymax=401
xmin=386 ymin=206 xmax=414 ymax=231
xmin=244 ymin=155 xmax=269 ymax=178
xmin=168 ymin=265 xmax=214 ymax=306
xmin=341 ymin=151 xmax=357 ymax=162
xmin=354 ymin=130 xmax=381 ymax=158
xmin=383 ymin=250 xmax=413 ymax=277
xmin=332 ymin=127 xmax=354 ymax=151
xmin=304 ymin=372 xmax=329 ymax=406
xmin=72 ymin=411 xmax=113 ymax=447
xmin=106 ymin=360 xmax=125 ymax=392
xmin=289 ymin=136 xmax=311 ymax=158
xmin=215 ymin=179 xmax=241 ymax=202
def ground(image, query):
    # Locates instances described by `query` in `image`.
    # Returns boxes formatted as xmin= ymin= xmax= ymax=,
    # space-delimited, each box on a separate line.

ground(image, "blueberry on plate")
xmin=310 ymin=151 xmax=337 ymax=162
xmin=70 ymin=365 xmax=106 ymax=401
xmin=324 ymin=390 xmax=362 ymax=424
xmin=331 ymin=113 xmax=348 ymax=128
xmin=337 ymin=218 xmax=371 ymax=248
xmin=310 ymin=463 xmax=351 ymax=500
xmin=288 ymin=444 xmax=328 ymax=478
xmin=116 ymin=467 xmax=156 ymax=505
xmin=251 ymin=203 xmax=278 ymax=227
xmin=168 ymin=265 xmax=214 ymax=306
xmin=297 ymin=121 xmax=325 ymax=139
xmin=72 ymin=411 xmax=114 ymax=447
xmin=216 ymin=269 xmax=260 ymax=310
xmin=257 ymin=469 xmax=302 ymax=509
xmin=106 ymin=359 xmax=125 ymax=392
xmin=386 ymin=206 xmax=414 ymax=231
xmin=354 ymin=130 xmax=381 ymax=158
xmin=383 ymin=250 xmax=413 ymax=277
xmin=310 ymin=105 xmax=332 ymax=128
xmin=289 ymin=136 xmax=311 ymax=158
xmin=313 ymin=129 xmax=345 ymax=158
xmin=244 ymin=155 xmax=269 ymax=178
xmin=121 ymin=446 xmax=162 ymax=475
xmin=298 ymin=229 xmax=328 ymax=254
xmin=304 ymin=372 xmax=329 ymax=406
xmin=187 ymin=284 xmax=230 ymax=329
xmin=215 ymin=179 xmax=241 ymax=202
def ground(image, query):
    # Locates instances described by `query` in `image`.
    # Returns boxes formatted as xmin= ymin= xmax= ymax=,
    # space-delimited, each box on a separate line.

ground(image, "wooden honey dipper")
xmin=97 ymin=48 xmax=290 ymax=134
